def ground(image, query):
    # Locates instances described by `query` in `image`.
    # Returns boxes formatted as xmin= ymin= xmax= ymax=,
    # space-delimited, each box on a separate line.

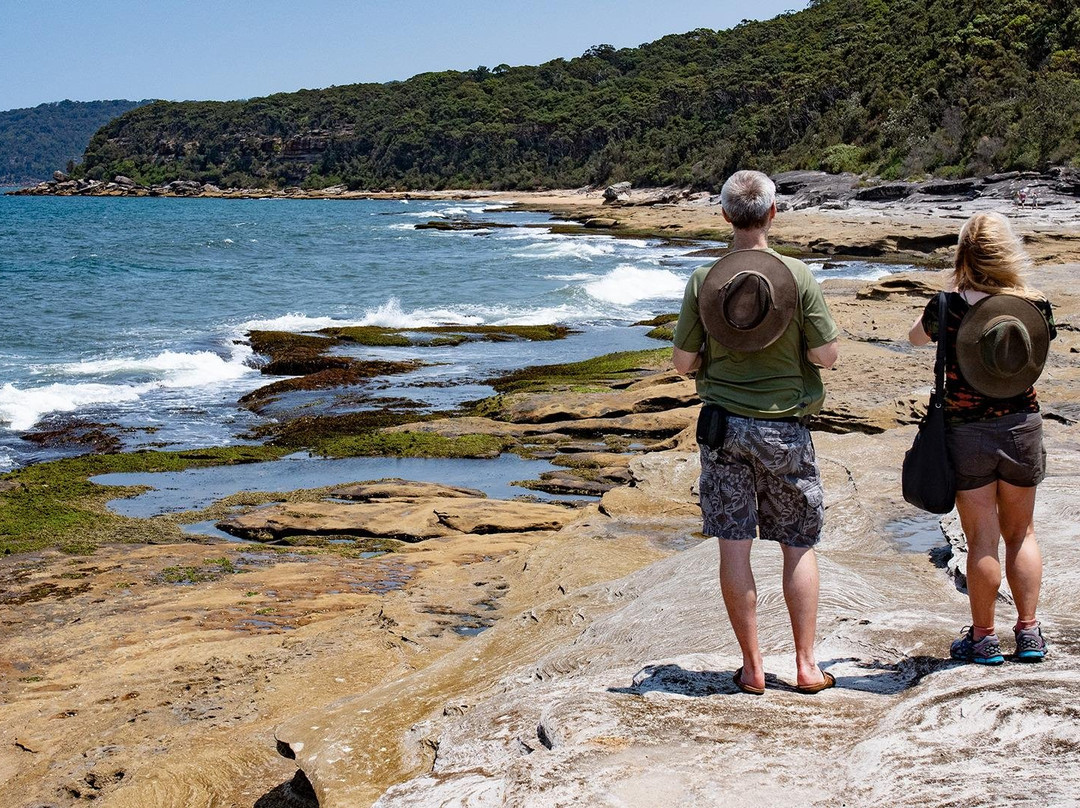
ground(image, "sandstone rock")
xmin=855 ymin=276 xmax=938 ymax=300
xmin=502 ymin=381 xmax=696 ymax=424
xmin=52 ymin=170 xmax=67 ymax=182
xmin=432 ymin=500 xmax=576 ymax=534
xmin=113 ymin=175 xmax=136 ymax=187
xmin=217 ymin=500 xmax=454 ymax=542
xmin=332 ymin=479 xmax=487 ymax=501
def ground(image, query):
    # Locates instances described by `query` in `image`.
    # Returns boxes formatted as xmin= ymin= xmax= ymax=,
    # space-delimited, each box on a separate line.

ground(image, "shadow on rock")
xmin=609 ymin=655 xmax=953 ymax=698
xmin=608 ymin=663 xmax=743 ymax=697
xmin=255 ymin=770 xmax=319 ymax=808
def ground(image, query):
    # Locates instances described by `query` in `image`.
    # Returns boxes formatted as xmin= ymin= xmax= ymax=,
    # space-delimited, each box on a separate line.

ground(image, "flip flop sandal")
xmin=732 ymin=666 xmax=765 ymax=695
xmin=795 ymin=670 xmax=835 ymax=694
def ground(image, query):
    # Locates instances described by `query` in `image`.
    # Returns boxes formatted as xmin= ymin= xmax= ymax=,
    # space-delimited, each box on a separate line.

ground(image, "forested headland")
xmin=0 ymin=100 xmax=150 ymax=183
xmin=72 ymin=0 xmax=1080 ymax=191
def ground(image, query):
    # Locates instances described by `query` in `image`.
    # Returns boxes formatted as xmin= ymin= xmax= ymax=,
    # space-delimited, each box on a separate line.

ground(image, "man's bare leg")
xmin=781 ymin=544 xmax=826 ymax=687
xmin=718 ymin=538 xmax=764 ymax=689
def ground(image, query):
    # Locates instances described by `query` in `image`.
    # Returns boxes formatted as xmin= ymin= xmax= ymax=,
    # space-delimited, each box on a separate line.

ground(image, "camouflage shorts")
xmin=698 ymin=415 xmax=824 ymax=547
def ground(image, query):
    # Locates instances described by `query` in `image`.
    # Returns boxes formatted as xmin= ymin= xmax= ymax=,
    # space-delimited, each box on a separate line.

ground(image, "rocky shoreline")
xmin=2 ymin=211 xmax=1079 ymax=805
xmin=14 ymin=168 xmax=1080 ymax=268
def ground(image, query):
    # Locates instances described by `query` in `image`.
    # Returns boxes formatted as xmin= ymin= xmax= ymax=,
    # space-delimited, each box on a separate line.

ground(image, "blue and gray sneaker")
xmin=950 ymin=627 xmax=1005 ymax=665
xmin=1014 ymin=624 xmax=1048 ymax=662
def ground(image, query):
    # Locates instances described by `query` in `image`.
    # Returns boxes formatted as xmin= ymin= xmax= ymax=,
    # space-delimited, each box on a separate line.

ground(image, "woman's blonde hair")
xmin=953 ymin=211 xmax=1033 ymax=295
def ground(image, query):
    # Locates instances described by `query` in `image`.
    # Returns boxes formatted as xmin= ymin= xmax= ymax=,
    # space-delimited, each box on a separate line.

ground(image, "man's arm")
xmin=673 ymin=346 xmax=702 ymax=375
xmin=806 ymin=340 xmax=838 ymax=369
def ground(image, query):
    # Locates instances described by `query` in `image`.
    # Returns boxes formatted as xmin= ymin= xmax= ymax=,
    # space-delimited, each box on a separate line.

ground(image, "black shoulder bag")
xmin=902 ymin=293 xmax=956 ymax=513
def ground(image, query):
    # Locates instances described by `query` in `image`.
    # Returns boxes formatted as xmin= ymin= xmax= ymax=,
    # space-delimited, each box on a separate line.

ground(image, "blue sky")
xmin=1 ymin=1 xmax=809 ymax=111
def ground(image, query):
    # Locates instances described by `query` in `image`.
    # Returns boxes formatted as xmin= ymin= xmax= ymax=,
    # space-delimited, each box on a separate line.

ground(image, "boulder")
xmin=113 ymin=175 xmax=136 ymax=187
xmin=602 ymin=182 xmax=631 ymax=203
xmin=52 ymin=170 xmax=68 ymax=182
xmin=584 ymin=218 xmax=618 ymax=228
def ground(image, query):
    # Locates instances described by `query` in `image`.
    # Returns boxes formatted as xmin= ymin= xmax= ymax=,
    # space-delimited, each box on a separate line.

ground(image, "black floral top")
xmin=920 ymin=291 xmax=1056 ymax=424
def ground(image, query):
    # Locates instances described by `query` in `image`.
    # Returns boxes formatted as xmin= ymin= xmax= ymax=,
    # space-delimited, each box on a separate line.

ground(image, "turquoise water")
xmin=0 ymin=193 xmax=899 ymax=471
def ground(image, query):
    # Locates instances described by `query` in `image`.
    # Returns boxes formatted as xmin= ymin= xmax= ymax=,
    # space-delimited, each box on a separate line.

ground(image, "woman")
xmin=908 ymin=211 xmax=1056 ymax=664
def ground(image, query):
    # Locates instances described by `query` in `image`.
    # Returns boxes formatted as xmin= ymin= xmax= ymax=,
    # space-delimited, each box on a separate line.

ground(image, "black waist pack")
xmin=696 ymin=404 xmax=728 ymax=450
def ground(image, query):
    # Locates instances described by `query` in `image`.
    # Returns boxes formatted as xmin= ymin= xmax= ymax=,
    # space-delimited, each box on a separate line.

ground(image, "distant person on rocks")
xmin=673 ymin=170 xmax=840 ymax=695
xmin=908 ymin=211 xmax=1056 ymax=665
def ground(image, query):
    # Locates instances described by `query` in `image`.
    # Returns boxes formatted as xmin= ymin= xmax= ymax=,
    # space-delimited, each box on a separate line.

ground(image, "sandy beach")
xmin=2 ymin=188 xmax=1079 ymax=807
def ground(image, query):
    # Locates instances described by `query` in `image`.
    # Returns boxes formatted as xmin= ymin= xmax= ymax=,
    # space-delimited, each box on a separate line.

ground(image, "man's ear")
xmin=721 ymin=207 xmax=732 ymax=224
xmin=768 ymin=201 xmax=777 ymax=221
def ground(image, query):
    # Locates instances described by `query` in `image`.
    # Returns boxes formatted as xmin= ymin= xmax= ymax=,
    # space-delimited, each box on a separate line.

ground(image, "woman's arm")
xmin=908 ymin=313 xmax=932 ymax=346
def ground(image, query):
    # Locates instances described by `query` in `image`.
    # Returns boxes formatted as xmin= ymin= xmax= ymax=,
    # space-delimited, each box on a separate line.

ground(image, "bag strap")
xmin=932 ymin=292 xmax=948 ymax=408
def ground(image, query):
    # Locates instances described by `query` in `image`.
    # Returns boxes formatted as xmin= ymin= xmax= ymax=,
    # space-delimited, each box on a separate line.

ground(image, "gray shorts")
xmin=698 ymin=416 xmax=824 ymax=547
xmin=946 ymin=412 xmax=1046 ymax=491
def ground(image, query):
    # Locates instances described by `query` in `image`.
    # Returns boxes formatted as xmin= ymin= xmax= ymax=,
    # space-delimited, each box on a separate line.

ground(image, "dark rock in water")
xmin=808 ymin=237 xmax=892 ymax=257
xmin=854 ymin=183 xmax=914 ymax=202
xmin=23 ymin=418 xmax=123 ymax=454
xmin=893 ymin=233 xmax=957 ymax=253
xmin=414 ymin=220 xmax=515 ymax=231
xmin=238 ymin=361 xmax=422 ymax=410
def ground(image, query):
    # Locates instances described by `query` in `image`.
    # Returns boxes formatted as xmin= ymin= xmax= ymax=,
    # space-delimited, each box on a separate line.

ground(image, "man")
xmin=672 ymin=170 xmax=840 ymax=695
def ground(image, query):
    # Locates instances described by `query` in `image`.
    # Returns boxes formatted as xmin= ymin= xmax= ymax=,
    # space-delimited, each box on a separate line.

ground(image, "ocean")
xmin=0 ymin=192 xmax=900 ymax=472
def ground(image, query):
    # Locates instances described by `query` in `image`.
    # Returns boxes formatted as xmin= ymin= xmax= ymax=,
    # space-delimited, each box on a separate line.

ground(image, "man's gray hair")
xmin=720 ymin=170 xmax=776 ymax=230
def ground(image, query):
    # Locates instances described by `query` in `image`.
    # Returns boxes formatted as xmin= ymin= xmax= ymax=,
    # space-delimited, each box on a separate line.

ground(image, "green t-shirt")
xmin=672 ymin=248 xmax=840 ymax=418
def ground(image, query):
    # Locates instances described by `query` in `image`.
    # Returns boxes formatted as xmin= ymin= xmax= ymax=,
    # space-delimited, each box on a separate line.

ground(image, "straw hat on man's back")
xmin=698 ymin=250 xmax=798 ymax=352
xmin=956 ymin=294 xmax=1050 ymax=398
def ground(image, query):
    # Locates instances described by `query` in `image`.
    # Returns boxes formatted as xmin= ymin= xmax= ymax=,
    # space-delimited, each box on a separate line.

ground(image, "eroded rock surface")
xmin=218 ymin=497 xmax=578 ymax=542
xmin=276 ymin=424 xmax=1080 ymax=808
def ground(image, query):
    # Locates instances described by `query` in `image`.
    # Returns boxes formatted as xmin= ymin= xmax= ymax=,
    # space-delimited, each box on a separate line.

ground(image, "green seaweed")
xmin=645 ymin=325 xmax=675 ymax=341
xmin=484 ymin=348 xmax=673 ymax=396
xmin=634 ymin=313 xmax=678 ymax=327
xmin=0 ymin=446 xmax=288 ymax=556
xmin=315 ymin=431 xmax=511 ymax=459
xmin=321 ymin=326 xmax=413 ymax=347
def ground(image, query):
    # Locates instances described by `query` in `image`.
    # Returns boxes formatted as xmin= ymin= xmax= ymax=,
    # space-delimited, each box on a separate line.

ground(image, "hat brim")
xmin=698 ymin=250 xmax=798 ymax=352
xmin=956 ymin=294 xmax=1050 ymax=398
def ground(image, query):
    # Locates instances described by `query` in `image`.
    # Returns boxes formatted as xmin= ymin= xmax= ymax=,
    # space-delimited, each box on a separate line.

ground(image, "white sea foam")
xmin=58 ymin=350 xmax=254 ymax=387
xmin=239 ymin=313 xmax=351 ymax=333
xmin=403 ymin=210 xmax=446 ymax=218
xmin=583 ymin=265 xmax=687 ymax=305
xmin=512 ymin=239 xmax=618 ymax=261
xmin=441 ymin=206 xmax=473 ymax=217
xmin=355 ymin=298 xmax=484 ymax=328
xmin=387 ymin=223 xmax=416 ymax=230
xmin=0 ymin=448 xmax=14 ymax=472
xmin=0 ymin=381 xmax=144 ymax=431
xmin=545 ymin=272 xmax=599 ymax=281
xmin=0 ymin=348 xmax=259 ymax=432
